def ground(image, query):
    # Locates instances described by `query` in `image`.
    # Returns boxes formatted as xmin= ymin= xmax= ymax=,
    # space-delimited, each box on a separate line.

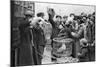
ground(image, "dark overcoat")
xmin=32 ymin=26 xmax=46 ymax=65
xmin=18 ymin=18 xmax=34 ymax=66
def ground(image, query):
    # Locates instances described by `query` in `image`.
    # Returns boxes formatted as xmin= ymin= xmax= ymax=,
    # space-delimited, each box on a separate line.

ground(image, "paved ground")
xmin=41 ymin=45 xmax=79 ymax=64
xmin=42 ymin=45 xmax=54 ymax=64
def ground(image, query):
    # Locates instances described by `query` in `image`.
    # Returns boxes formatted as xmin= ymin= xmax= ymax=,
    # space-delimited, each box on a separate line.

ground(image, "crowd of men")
xmin=11 ymin=8 xmax=95 ymax=66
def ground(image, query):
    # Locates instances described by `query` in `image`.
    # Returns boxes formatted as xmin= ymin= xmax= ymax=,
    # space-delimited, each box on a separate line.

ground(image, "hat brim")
xmin=24 ymin=14 xmax=33 ymax=17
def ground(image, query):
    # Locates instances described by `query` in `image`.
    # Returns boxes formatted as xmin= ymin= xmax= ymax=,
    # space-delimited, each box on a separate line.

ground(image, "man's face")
xmin=56 ymin=17 xmax=62 ymax=25
xmin=41 ymin=14 xmax=44 ymax=19
xmin=71 ymin=15 xmax=74 ymax=20
xmin=56 ymin=17 xmax=61 ymax=22
xmin=63 ymin=17 xmax=67 ymax=22
xmin=82 ymin=17 xmax=86 ymax=21
xmin=26 ymin=16 xmax=32 ymax=21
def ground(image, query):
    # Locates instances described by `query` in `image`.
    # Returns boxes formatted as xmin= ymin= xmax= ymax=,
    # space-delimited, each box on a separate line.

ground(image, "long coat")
xmin=11 ymin=17 xmax=21 ymax=66
xmin=18 ymin=18 xmax=34 ymax=66
xmin=32 ymin=26 xmax=46 ymax=65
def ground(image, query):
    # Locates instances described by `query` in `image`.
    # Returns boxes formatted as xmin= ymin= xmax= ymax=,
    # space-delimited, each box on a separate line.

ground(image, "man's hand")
xmin=47 ymin=8 xmax=55 ymax=18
